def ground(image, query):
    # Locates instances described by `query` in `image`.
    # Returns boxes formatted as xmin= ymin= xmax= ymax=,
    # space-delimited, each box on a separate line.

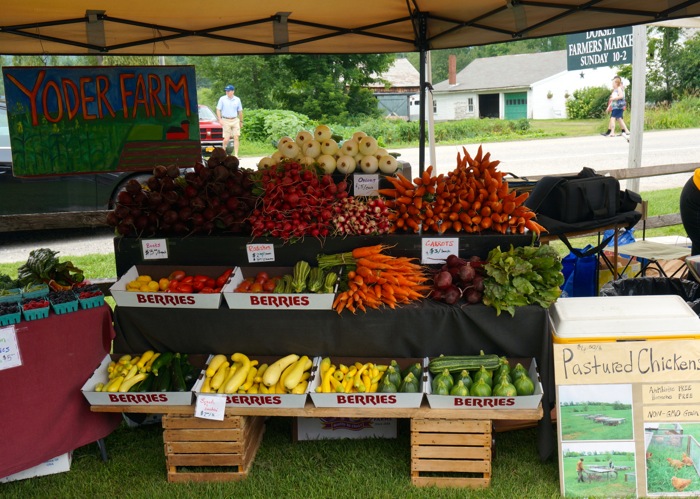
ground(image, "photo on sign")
xmin=645 ymin=422 xmax=700 ymax=495
xmin=558 ymin=384 xmax=634 ymax=441
xmin=561 ymin=441 xmax=636 ymax=498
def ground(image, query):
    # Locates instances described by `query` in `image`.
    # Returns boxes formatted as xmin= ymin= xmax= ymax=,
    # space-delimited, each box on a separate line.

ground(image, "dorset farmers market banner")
xmin=2 ymin=66 xmax=200 ymax=176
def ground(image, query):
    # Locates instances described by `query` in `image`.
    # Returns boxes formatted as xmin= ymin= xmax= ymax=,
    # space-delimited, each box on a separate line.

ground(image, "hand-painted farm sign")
xmin=2 ymin=66 xmax=200 ymax=176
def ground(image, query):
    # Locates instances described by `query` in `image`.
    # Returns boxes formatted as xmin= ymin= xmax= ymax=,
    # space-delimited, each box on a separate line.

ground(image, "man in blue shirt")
xmin=216 ymin=84 xmax=244 ymax=157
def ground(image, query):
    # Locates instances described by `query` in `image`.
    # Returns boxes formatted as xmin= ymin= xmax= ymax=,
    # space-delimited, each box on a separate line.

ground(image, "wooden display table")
xmin=92 ymin=402 xmax=542 ymax=487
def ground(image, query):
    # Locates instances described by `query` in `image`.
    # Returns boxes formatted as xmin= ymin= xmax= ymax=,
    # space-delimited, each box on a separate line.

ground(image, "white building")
xmin=420 ymin=51 xmax=619 ymax=121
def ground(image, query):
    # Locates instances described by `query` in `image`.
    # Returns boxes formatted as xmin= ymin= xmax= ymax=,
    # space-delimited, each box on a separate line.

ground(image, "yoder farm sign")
xmin=566 ymin=27 xmax=633 ymax=71
xmin=2 ymin=66 xmax=200 ymax=176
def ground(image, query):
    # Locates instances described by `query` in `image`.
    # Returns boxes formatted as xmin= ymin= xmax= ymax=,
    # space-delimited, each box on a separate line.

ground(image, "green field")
xmin=560 ymin=404 xmax=634 ymax=441
xmin=562 ymin=454 xmax=636 ymax=497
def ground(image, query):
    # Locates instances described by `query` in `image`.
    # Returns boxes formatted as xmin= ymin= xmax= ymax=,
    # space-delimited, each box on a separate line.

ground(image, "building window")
xmin=468 ymin=98 xmax=473 ymax=112
xmin=433 ymin=100 xmax=437 ymax=113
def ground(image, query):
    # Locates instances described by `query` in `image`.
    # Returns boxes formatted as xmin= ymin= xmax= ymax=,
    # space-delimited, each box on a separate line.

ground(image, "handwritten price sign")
xmin=247 ymin=243 xmax=275 ymax=263
xmin=195 ymin=394 xmax=226 ymax=420
xmin=0 ymin=326 xmax=22 ymax=371
xmin=141 ymin=239 xmax=168 ymax=260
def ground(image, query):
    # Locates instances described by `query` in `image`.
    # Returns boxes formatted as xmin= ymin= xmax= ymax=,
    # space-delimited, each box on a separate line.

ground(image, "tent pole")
xmin=418 ymin=48 xmax=426 ymax=176
xmin=417 ymin=12 xmax=428 ymax=177
xmin=627 ymin=25 xmax=646 ymax=194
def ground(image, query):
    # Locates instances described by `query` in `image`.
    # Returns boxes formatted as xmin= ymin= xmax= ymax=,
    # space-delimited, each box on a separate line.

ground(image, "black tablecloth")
xmin=113 ymin=300 xmax=556 ymax=461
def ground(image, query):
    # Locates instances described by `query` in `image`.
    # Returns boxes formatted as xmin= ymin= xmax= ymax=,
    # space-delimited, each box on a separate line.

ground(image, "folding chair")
xmin=618 ymin=200 xmax=691 ymax=278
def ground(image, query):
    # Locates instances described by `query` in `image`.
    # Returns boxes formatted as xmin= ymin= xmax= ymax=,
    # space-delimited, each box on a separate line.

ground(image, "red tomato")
xmin=216 ymin=269 xmax=235 ymax=287
xmin=168 ymin=280 xmax=180 ymax=292
xmin=235 ymin=281 xmax=252 ymax=292
xmin=255 ymin=271 xmax=270 ymax=282
xmin=178 ymin=283 xmax=194 ymax=293
xmin=200 ymin=287 xmax=215 ymax=294
xmin=169 ymin=270 xmax=186 ymax=281
xmin=262 ymin=280 xmax=277 ymax=292
xmin=250 ymin=282 xmax=263 ymax=293
xmin=192 ymin=281 xmax=205 ymax=292
xmin=194 ymin=275 xmax=209 ymax=282
xmin=206 ymin=277 xmax=216 ymax=288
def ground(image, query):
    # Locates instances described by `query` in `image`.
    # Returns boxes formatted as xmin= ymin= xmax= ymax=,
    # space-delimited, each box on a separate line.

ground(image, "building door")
xmin=478 ymin=94 xmax=499 ymax=118
xmin=377 ymin=94 xmax=410 ymax=119
xmin=504 ymin=92 xmax=527 ymax=119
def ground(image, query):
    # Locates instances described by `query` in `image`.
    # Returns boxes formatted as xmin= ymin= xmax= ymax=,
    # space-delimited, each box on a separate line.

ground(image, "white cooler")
xmin=551 ymin=295 xmax=700 ymax=343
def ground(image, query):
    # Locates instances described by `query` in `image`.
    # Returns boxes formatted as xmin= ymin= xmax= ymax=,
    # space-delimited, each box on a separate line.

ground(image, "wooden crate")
xmin=411 ymin=418 xmax=492 ymax=488
xmin=162 ymin=414 xmax=265 ymax=483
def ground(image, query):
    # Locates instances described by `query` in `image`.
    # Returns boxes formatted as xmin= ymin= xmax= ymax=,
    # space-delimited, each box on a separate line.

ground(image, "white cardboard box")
xmin=222 ymin=266 xmax=336 ymax=310
xmin=192 ymin=354 xmax=310 ymax=408
xmin=295 ymin=417 xmax=397 ymax=441
xmin=308 ymin=357 xmax=427 ymax=408
xmin=0 ymin=453 xmax=72 ymax=483
xmin=110 ymin=265 xmax=231 ymax=309
xmin=425 ymin=357 xmax=543 ymax=410
xmin=81 ymin=355 xmax=194 ymax=406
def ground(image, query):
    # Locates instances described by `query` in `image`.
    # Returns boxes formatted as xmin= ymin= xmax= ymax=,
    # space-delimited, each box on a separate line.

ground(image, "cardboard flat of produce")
xmin=110 ymin=265 xmax=232 ymax=309
xmin=308 ymin=357 xmax=427 ymax=408
xmin=222 ymin=266 xmax=336 ymax=310
xmin=425 ymin=357 xmax=543 ymax=410
xmin=81 ymin=355 xmax=194 ymax=406
xmin=192 ymin=354 xmax=310 ymax=408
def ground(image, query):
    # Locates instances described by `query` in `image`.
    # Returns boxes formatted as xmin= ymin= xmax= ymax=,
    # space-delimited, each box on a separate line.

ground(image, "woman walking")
xmin=601 ymin=76 xmax=630 ymax=140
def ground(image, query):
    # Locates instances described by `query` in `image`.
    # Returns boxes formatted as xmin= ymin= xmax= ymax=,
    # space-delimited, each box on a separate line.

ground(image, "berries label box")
xmin=81 ymin=355 xmax=195 ymax=406
xmin=222 ymin=267 xmax=336 ymax=310
xmin=308 ymin=357 xmax=428 ymax=409
xmin=110 ymin=265 xmax=230 ymax=309
xmin=192 ymin=354 xmax=311 ymax=409
xmin=425 ymin=357 xmax=543 ymax=410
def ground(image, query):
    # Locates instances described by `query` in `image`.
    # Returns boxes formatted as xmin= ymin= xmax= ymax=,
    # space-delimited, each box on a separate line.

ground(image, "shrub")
xmin=242 ymin=109 xmax=312 ymax=143
xmin=566 ymin=86 xmax=610 ymax=119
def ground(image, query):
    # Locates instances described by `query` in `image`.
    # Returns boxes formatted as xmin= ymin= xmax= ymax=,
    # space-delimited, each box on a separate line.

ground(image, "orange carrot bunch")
xmin=317 ymin=244 xmax=431 ymax=314
xmin=378 ymin=145 xmax=546 ymax=235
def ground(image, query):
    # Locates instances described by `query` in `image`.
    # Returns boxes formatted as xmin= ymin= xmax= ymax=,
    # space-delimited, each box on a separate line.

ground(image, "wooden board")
xmin=410 ymin=417 xmax=492 ymax=488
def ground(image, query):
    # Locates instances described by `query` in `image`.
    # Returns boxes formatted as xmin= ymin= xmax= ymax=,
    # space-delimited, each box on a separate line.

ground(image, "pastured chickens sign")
xmin=553 ymin=340 xmax=700 ymax=497
xmin=2 ymin=65 xmax=200 ymax=177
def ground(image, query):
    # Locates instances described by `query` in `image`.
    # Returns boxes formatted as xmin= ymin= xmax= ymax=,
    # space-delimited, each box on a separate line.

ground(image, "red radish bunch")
xmin=430 ymin=254 xmax=486 ymax=305
xmin=107 ymin=147 xmax=257 ymax=237
xmin=248 ymin=160 xmax=349 ymax=242
xmin=331 ymin=197 xmax=392 ymax=236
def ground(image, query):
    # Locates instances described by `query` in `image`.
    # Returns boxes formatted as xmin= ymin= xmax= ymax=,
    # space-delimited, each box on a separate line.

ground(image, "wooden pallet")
xmin=162 ymin=414 xmax=265 ymax=483
xmin=411 ymin=418 xmax=492 ymax=488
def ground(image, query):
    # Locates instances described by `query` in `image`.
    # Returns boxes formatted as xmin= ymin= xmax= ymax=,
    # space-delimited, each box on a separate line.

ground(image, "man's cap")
xmin=225 ymin=84 xmax=235 ymax=91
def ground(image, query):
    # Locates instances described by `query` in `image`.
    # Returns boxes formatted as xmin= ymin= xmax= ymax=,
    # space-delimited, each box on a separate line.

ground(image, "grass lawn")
xmin=2 ymin=418 xmax=562 ymax=498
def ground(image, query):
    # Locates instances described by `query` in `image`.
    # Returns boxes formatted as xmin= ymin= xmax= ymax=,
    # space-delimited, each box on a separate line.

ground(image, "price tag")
xmin=0 ymin=326 xmax=22 ymax=371
xmin=141 ymin=239 xmax=168 ymax=260
xmin=353 ymin=174 xmax=379 ymax=196
xmin=247 ymin=243 xmax=275 ymax=263
xmin=195 ymin=394 xmax=226 ymax=421
xmin=421 ymin=237 xmax=459 ymax=264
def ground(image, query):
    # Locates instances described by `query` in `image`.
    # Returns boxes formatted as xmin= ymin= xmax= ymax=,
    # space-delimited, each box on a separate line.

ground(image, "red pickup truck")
xmin=198 ymin=104 xmax=224 ymax=156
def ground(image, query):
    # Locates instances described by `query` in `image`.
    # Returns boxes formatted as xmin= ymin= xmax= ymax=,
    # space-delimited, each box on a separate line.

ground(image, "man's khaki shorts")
xmin=221 ymin=117 xmax=240 ymax=139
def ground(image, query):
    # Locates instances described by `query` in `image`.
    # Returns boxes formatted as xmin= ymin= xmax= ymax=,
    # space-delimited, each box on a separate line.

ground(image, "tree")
xmin=646 ymin=27 xmax=681 ymax=102
xmin=189 ymin=53 xmax=394 ymax=120
xmin=672 ymin=32 xmax=700 ymax=97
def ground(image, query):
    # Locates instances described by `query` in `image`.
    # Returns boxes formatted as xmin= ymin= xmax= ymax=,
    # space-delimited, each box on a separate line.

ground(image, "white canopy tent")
xmin=2 ymin=1 xmax=700 ymax=172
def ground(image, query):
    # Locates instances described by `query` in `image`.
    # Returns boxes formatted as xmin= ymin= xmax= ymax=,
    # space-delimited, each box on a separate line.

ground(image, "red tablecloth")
xmin=0 ymin=305 xmax=121 ymax=479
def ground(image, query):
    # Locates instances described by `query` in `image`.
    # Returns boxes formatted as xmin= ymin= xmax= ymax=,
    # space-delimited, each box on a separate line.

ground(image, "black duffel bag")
xmin=524 ymin=167 xmax=620 ymax=224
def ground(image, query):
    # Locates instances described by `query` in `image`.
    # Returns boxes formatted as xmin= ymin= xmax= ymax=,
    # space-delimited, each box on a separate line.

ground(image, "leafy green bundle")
xmin=482 ymin=244 xmax=564 ymax=317
xmin=17 ymin=248 xmax=85 ymax=289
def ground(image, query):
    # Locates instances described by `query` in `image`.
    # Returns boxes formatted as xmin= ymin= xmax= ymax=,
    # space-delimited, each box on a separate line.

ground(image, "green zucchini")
xmin=170 ymin=354 xmax=186 ymax=392
xmin=428 ymin=351 xmax=501 ymax=374
xmin=307 ymin=267 xmax=325 ymax=293
xmin=291 ymin=260 xmax=311 ymax=293
xmin=151 ymin=352 xmax=174 ymax=376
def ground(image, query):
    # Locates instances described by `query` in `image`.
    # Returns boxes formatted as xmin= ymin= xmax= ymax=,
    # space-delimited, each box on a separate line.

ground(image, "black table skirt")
xmin=113 ymin=300 xmax=555 ymax=461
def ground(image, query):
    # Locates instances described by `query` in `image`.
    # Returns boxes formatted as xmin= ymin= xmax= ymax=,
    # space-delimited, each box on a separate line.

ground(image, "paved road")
xmin=2 ymin=129 xmax=697 ymax=263
xmin=239 ymin=128 xmax=699 ymax=192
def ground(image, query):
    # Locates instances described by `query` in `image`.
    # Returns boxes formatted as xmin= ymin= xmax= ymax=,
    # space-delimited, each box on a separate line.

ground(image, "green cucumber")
xmin=428 ymin=351 xmax=501 ymax=374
